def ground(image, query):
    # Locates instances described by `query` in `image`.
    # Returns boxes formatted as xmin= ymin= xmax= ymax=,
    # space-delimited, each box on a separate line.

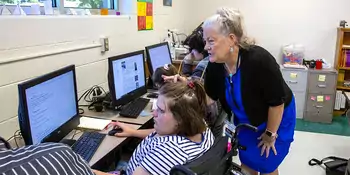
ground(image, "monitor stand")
xmin=60 ymin=139 xmax=76 ymax=147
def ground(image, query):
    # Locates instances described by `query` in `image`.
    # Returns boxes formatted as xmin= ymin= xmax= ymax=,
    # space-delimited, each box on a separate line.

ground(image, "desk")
xmin=65 ymin=123 xmax=141 ymax=167
xmin=82 ymin=99 xmax=154 ymax=125
xmin=8 ymin=123 xmax=143 ymax=168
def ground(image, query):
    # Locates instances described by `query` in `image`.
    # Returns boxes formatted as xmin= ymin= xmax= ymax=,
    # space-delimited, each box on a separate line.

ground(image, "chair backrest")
xmin=170 ymin=136 xmax=230 ymax=175
xmin=211 ymin=110 xmax=229 ymax=138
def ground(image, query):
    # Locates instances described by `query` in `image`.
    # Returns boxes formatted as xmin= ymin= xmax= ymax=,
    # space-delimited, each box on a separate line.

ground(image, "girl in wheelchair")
xmin=96 ymin=80 xmax=215 ymax=175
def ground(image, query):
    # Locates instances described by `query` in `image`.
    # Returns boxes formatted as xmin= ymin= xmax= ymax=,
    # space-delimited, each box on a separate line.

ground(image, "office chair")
xmin=170 ymin=124 xmax=258 ymax=175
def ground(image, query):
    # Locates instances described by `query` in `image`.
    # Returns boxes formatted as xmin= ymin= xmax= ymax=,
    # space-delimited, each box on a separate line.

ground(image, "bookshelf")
xmin=334 ymin=28 xmax=350 ymax=115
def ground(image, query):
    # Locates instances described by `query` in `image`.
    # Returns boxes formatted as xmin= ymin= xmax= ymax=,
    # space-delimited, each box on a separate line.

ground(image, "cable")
xmin=71 ymin=130 xmax=83 ymax=140
xmin=79 ymin=108 xmax=84 ymax=114
xmin=7 ymin=130 xmax=22 ymax=148
xmin=78 ymin=85 xmax=107 ymax=105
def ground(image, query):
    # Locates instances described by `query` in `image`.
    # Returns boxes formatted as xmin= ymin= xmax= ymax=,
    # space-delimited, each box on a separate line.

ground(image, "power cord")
xmin=71 ymin=129 xmax=83 ymax=140
xmin=78 ymin=85 xmax=107 ymax=113
xmin=78 ymin=85 xmax=106 ymax=104
xmin=6 ymin=130 xmax=22 ymax=148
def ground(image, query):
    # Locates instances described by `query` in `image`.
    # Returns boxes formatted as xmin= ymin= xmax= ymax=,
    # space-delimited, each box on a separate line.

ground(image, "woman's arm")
xmin=266 ymin=104 xmax=284 ymax=133
xmin=182 ymin=53 xmax=195 ymax=76
xmin=113 ymin=122 xmax=154 ymax=139
xmin=131 ymin=129 xmax=155 ymax=139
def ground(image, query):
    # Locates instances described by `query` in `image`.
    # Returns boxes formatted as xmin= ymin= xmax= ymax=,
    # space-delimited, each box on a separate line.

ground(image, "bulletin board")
xmin=137 ymin=0 xmax=153 ymax=31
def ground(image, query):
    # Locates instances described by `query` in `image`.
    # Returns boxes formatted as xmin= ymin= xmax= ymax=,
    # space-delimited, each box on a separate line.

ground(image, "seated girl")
xmin=152 ymin=64 xmax=219 ymax=132
xmin=94 ymin=80 xmax=215 ymax=175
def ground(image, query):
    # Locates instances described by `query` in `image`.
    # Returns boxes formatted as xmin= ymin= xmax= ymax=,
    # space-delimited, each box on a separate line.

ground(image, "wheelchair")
xmin=170 ymin=123 xmax=258 ymax=175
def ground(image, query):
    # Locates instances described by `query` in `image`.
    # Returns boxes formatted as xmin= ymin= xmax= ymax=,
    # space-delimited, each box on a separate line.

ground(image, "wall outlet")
xmin=100 ymin=36 xmax=109 ymax=52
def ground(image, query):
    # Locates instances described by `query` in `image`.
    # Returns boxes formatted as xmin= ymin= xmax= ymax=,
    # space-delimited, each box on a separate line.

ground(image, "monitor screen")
xmin=147 ymin=43 xmax=172 ymax=73
xmin=112 ymin=53 xmax=146 ymax=100
xmin=23 ymin=70 xmax=77 ymax=144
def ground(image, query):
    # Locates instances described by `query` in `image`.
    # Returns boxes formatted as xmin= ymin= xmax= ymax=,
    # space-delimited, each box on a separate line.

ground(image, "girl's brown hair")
xmin=159 ymin=80 xmax=207 ymax=137
xmin=152 ymin=64 xmax=178 ymax=88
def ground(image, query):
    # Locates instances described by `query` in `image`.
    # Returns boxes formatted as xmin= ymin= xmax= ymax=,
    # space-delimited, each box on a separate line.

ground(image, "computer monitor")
xmin=18 ymin=65 xmax=80 ymax=145
xmin=145 ymin=42 xmax=173 ymax=75
xmin=108 ymin=50 xmax=147 ymax=107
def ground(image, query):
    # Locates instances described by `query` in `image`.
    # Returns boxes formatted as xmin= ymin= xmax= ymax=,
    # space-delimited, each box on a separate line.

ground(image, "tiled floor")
xmin=233 ymin=131 xmax=350 ymax=175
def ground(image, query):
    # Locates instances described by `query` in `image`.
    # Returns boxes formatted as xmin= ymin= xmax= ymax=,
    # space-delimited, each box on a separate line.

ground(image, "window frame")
xmin=0 ymin=0 xmax=118 ymax=13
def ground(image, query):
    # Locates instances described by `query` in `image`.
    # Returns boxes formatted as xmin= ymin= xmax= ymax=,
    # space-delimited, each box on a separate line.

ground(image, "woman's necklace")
xmin=225 ymin=63 xmax=235 ymax=84
xmin=225 ymin=55 xmax=241 ymax=84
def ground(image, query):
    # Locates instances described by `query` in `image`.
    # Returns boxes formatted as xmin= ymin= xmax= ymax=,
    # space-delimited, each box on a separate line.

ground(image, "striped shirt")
xmin=126 ymin=128 xmax=214 ymax=175
xmin=0 ymin=142 xmax=95 ymax=175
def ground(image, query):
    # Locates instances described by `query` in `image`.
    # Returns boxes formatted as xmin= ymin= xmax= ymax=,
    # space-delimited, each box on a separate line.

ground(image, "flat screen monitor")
xmin=108 ymin=50 xmax=147 ymax=107
xmin=145 ymin=42 xmax=173 ymax=75
xmin=18 ymin=65 xmax=80 ymax=145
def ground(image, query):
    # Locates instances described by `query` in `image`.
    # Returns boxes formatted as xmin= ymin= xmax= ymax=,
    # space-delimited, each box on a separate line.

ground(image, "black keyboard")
xmin=119 ymin=98 xmax=150 ymax=118
xmin=71 ymin=132 xmax=105 ymax=162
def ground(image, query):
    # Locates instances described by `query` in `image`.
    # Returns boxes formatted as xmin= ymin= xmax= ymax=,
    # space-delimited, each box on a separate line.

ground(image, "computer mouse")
xmin=147 ymin=93 xmax=158 ymax=98
xmin=108 ymin=127 xmax=123 ymax=136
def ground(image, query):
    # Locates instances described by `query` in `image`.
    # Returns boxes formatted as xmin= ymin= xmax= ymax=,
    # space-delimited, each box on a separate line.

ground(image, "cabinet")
xmin=304 ymin=69 xmax=337 ymax=123
xmin=280 ymin=66 xmax=308 ymax=119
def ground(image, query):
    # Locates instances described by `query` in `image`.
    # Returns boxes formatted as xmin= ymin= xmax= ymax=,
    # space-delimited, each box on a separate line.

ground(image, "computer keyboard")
xmin=119 ymin=97 xmax=150 ymax=118
xmin=71 ymin=132 xmax=106 ymax=162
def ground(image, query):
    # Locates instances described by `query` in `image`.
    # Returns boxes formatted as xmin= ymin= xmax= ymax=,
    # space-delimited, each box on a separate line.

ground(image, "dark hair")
xmin=186 ymin=30 xmax=209 ymax=58
xmin=159 ymin=80 xmax=207 ymax=137
xmin=152 ymin=64 xmax=178 ymax=88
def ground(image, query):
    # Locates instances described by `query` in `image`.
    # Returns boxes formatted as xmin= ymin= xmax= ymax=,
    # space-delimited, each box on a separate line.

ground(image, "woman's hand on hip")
xmin=162 ymin=74 xmax=187 ymax=83
xmin=258 ymin=132 xmax=278 ymax=158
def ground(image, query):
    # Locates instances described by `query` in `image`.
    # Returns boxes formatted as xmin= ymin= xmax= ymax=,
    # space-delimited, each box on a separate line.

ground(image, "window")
xmin=63 ymin=0 xmax=114 ymax=9
xmin=0 ymin=0 xmax=45 ymax=6
xmin=0 ymin=0 xmax=117 ymax=9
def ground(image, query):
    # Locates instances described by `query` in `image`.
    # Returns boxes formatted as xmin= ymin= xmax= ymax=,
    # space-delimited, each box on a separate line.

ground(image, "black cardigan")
xmin=204 ymin=45 xmax=293 ymax=127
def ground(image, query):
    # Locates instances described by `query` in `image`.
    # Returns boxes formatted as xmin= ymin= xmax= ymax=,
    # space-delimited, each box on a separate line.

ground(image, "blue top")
xmin=225 ymin=67 xmax=295 ymax=142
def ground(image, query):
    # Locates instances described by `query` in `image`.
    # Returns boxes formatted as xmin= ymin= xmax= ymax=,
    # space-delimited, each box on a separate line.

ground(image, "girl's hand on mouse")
xmin=113 ymin=122 xmax=136 ymax=137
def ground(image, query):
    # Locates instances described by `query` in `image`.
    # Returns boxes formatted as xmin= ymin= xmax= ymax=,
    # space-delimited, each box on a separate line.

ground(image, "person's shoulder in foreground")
xmin=0 ymin=140 xmax=95 ymax=175
xmin=127 ymin=128 xmax=214 ymax=175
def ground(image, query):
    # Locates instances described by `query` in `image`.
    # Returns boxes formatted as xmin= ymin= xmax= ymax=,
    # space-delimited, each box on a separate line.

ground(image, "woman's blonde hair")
xmin=203 ymin=7 xmax=255 ymax=49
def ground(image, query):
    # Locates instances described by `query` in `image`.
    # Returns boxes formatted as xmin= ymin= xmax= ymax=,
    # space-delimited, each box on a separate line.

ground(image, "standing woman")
xmin=202 ymin=7 xmax=296 ymax=175
xmin=162 ymin=7 xmax=296 ymax=175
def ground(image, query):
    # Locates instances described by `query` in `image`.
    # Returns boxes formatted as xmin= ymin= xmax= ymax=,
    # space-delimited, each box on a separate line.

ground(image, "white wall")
xmin=188 ymin=0 xmax=350 ymax=64
xmin=0 ymin=0 xmax=190 ymax=139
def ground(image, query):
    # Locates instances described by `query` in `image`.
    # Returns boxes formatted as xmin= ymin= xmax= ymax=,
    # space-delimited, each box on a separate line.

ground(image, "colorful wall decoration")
xmin=137 ymin=0 xmax=153 ymax=31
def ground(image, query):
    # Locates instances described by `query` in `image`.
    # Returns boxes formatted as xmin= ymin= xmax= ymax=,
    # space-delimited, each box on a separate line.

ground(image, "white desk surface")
xmin=65 ymin=123 xmax=142 ymax=166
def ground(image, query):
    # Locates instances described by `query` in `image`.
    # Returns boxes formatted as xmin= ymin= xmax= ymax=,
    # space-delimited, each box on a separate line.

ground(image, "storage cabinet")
xmin=304 ymin=69 xmax=337 ymax=123
xmin=280 ymin=66 xmax=308 ymax=119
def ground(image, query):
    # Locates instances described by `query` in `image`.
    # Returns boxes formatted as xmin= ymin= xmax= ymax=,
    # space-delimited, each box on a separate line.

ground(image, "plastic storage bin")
xmin=282 ymin=44 xmax=304 ymax=65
